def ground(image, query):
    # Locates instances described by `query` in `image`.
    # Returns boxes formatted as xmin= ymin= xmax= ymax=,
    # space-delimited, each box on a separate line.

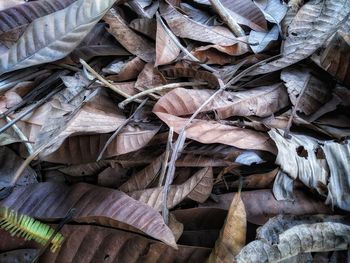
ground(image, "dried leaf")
xmin=153 ymin=84 xmax=289 ymax=119
xmin=103 ymin=8 xmax=155 ymax=62
xmin=0 ymin=0 xmax=75 ymax=34
xmin=249 ymin=25 xmax=279 ymax=53
xmin=236 ymin=222 xmax=350 ymax=262
xmin=119 ymin=153 xmax=164 ymax=192
xmin=200 ymin=190 xmax=332 ymax=225
xmin=220 ymin=0 xmax=267 ymax=31
xmin=160 ymin=2 xmax=242 ymax=45
xmin=30 ymin=225 xmax=210 ymax=263
xmin=155 ymin=15 xmax=181 ymax=66
xmin=129 ymin=18 xmax=157 ymax=40
xmin=254 ymin=0 xmax=288 ymax=25
xmin=280 ymin=66 xmax=332 ymax=116
xmin=106 ymin=57 xmax=145 ymax=82
xmin=0 ymin=0 xmax=119 ymax=75
xmin=154 ymin=112 xmax=276 ymax=153
xmin=311 ymin=31 xmax=350 ymax=86
xmin=0 ymin=147 xmax=37 ymax=188
xmin=0 ymin=249 xmax=37 ymax=263
xmin=0 ymin=182 xmax=177 ymax=248
xmin=272 ymin=170 xmax=294 ymax=201
xmin=250 ymin=0 xmax=350 ymax=75
xmin=209 ymin=193 xmax=246 ymax=263
xmin=269 ymin=129 xmax=329 ymax=196
xmin=128 ymin=167 xmax=213 ymax=211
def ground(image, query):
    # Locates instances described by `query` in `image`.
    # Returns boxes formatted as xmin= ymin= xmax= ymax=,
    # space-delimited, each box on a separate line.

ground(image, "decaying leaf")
xmin=0 ymin=0 xmax=119 ymax=75
xmin=128 ymin=167 xmax=213 ymax=211
xmin=269 ymin=129 xmax=350 ymax=211
xmin=209 ymin=193 xmax=246 ymax=263
xmin=249 ymin=25 xmax=279 ymax=53
xmin=236 ymin=222 xmax=350 ymax=262
xmin=0 ymin=182 xmax=177 ymax=248
xmin=0 ymin=249 xmax=37 ymax=263
xmin=250 ymin=0 xmax=350 ymax=75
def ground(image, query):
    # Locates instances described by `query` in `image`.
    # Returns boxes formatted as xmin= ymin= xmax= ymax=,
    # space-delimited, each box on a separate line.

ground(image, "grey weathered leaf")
xmin=0 ymin=0 xmax=119 ymax=75
xmin=280 ymin=66 xmax=332 ymax=116
xmin=249 ymin=25 xmax=279 ymax=53
xmin=250 ymin=0 xmax=350 ymax=75
xmin=272 ymin=170 xmax=294 ymax=201
xmin=236 ymin=222 xmax=350 ymax=263
xmin=254 ymin=0 xmax=288 ymax=25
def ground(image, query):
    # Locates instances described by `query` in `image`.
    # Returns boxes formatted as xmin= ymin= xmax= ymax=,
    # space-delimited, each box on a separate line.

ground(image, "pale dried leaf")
xmin=155 ymin=15 xmax=181 ymax=66
xmin=272 ymin=170 xmax=294 ymax=201
xmin=154 ymin=112 xmax=276 ymax=153
xmin=250 ymin=0 xmax=350 ymax=75
xmin=129 ymin=18 xmax=157 ymax=40
xmin=153 ymin=84 xmax=289 ymax=119
xmin=220 ymin=0 xmax=267 ymax=31
xmin=254 ymin=0 xmax=288 ymax=25
xmin=209 ymin=193 xmax=246 ymax=263
xmin=128 ymin=167 xmax=213 ymax=211
xmin=249 ymin=25 xmax=279 ymax=53
xmin=0 ymin=0 xmax=118 ymax=75
xmin=160 ymin=2 xmax=242 ymax=45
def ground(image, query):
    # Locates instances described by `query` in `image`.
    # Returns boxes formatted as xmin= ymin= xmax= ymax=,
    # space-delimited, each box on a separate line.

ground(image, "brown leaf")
xmin=128 ymin=167 xmax=213 ymax=211
xmin=209 ymin=193 xmax=246 ymax=262
xmin=250 ymin=0 xmax=350 ymax=75
xmin=160 ymin=2 xmax=244 ymax=45
xmin=106 ymin=57 xmax=145 ymax=82
xmin=200 ymin=190 xmax=333 ymax=225
xmin=0 ymin=182 xmax=177 ymax=248
xmin=153 ymin=84 xmax=289 ymax=119
xmin=103 ymin=8 xmax=155 ymax=62
xmin=135 ymin=63 xmax=167 ymax=91
xmin=129 ymin=18 xmax=157 ymax=40
xmin=34 ymin=225 xmax=210 ymax=263
xmin=155 ymin=15 xmax=180 ymax=66
xmin=119 ymin=153 xmax=164 ymax=192
xmin=154 ymin=112 xmax=276 ymax=153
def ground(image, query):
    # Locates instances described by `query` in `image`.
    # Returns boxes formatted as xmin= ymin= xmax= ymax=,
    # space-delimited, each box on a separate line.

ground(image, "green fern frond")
xmin=0 ymin=206 xmax=64 ymax=252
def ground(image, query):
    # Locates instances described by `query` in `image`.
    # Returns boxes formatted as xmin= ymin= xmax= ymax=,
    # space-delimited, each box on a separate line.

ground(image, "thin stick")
xmin=0 ymin=86 xmax=63 ymax=134
xmin=6 ymin=116 xmax=34 ymax=155
xmin=156 ymin=12 xmax=218 ymax=73
xmin=97 ymin=99 xmax=148 ymax=161
xmin=209 ymin=0 xmax=245 ymax=37
xmin=80 ymin=59 xmax=135 ymax=100
xmin=284 ymin=74 xmax=311 ymax=138
xmin=158 ymin=128 xmax=173 ymax=187
xmin=118 ymin=82 xmax=206 ymax=109
xmin=162 ymin=129 xmax=186 ymax=224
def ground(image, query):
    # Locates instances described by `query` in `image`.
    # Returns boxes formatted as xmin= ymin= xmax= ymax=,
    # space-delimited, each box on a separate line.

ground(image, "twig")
xmin=6 ymin=116 xmax=34 ymax=155
xmin=97 ymin=99 xmax=149 ymax=161
xmin=118 ymin=82 xmax=207 ymax=109
xmin=162 ymin=129 xmax=186 ymax=224
xmin=158 ymin=128 xmax=174 ymax=187
xmin=156 ymin=12 xmax=218 ymax=73
xmin=209 ymin=0 xmax=245 ymax=37
xmin=80 ymin=59 xmax=136 ymax=100
xmin=0 ymin=86 xmax=63 ymax=134
xmin=284 ymin=74 xmax=311 ymax=138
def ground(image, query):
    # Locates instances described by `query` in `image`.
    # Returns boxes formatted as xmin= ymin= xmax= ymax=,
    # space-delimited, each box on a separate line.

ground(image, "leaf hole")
xmin=296 ymin=146 xmax=308 ymax=159
xmin=291 ymin=32 xmax=298 ymax=36
xmin=315 ymin=147 xmax=325 ymax=159
xmin=104 ymin=254 xmax=110 ymax=260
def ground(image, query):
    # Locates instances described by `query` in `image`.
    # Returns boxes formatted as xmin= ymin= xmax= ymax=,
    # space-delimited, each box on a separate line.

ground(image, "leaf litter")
xmin=0 ymin=0 xmax=349 ymax=262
